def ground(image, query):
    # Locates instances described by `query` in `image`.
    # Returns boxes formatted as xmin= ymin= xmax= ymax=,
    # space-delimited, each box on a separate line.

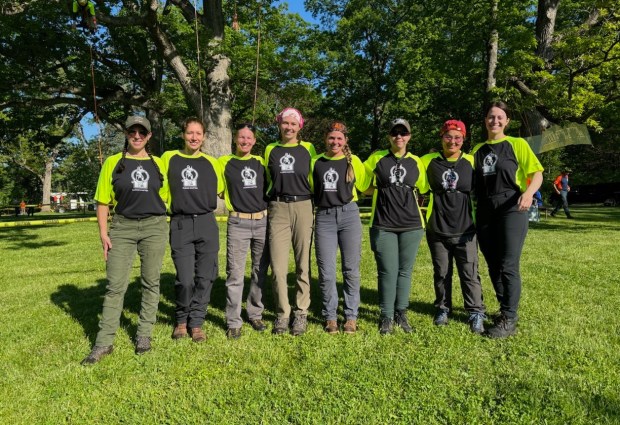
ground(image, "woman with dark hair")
xmin=264 ymin=107 xmax=316 ymax=336
xmin=219 ymin=123 xmax=269 ymax=339
xmin=472 ymin=101 xmax=543 ymax=338
xmin=161 ymin=117 xmax=223 ymax=343
xmin=421 ymin=119 xmax=485 ymax=333
xmin=364 ymin=118 xmax=428 ymax=335
xmin=82 ymin=116 xmax=168 ymax=364
xmin=310 ymin=121 xmax=369 ymax=334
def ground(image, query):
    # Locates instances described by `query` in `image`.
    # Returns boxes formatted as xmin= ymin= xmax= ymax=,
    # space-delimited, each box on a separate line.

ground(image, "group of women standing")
xmin=82 ymin=101 xmax=543 ymax=365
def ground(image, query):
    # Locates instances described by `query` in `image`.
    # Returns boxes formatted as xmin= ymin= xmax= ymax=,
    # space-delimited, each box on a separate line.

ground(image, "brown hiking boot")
xmin=81 ymin=345 xmax=113 ymax=365
xmin=172 ymin=323 xmax=188 ymax=339
xmin=324 ymin=320 xmax=339 ymax=334
xmin=190 ymin=327 xmax=206 ymax=343
xmin=343 ymin=319 xmax=357 ymax=334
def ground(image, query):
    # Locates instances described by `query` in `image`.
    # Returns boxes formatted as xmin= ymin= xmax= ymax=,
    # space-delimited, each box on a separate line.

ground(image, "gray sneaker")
xmin=272 ymin=317 xmax=289 ymax=335
xmin=81 ymin=345 xmax=113 ymax=365
xmin=290 ymin=315 xmax=308 ymax=336
xmin=468 ymin=312 xmax=486 ymax=334
xmin=433 ymin=310 xmax=449 ymax=326
xmin=134 ymin=336 xmax=152 ymax=355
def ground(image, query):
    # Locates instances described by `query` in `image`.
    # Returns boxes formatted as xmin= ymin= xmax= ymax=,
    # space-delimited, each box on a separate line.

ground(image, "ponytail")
xmin=116 ymin=139 xmax=129 ymax=174
xmin=342 ymin=143 xmax=355 ymax=184
xmin=145 ymin=143 xmax=164 ymax=183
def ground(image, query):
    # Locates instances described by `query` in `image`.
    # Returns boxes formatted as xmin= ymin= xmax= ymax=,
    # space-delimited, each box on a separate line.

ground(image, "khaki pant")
xmin=268 ymin=199 xmax=313 ymax=319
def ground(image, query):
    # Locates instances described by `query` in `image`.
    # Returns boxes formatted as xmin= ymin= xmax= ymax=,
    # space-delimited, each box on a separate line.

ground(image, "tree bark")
xmin=535 ymin=0 xmax=560 ymax=65
xmin=40 ymin=146 xmax=60 ymax=212
xmin=485 ymin=0 xmax=499 ymax=96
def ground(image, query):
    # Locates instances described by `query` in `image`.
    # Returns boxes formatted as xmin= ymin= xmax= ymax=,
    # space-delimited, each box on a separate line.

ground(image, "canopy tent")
xmin=525 ymin=123 xmax=592 ymax=155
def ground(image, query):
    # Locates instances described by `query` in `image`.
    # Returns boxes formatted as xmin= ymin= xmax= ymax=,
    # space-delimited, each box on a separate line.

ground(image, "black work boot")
xmin=485 ymin=314 xmax=517 ymax=338
xmin=394 ymin=309 xmax=413 ymax=333
xmin=379 ymin=317 xmax=394 ymax=335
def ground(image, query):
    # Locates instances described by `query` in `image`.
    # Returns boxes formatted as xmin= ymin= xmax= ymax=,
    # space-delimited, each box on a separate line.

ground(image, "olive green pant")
xmin=268 ymin=200 xmax=313 ymax=319
xmin=95 ymin=215 xmax=168 ymax=347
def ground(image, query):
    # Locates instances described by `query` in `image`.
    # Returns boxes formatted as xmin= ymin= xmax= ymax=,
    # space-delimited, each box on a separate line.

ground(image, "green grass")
xmin=1 ymin=206 xmax=619 ymax=424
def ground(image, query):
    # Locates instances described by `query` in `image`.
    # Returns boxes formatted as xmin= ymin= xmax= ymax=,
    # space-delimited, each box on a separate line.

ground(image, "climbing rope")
xmin=193 ymin=0 xmax=204 ymax=118
xmin=251 ymin=1 xmax=262 ymax=125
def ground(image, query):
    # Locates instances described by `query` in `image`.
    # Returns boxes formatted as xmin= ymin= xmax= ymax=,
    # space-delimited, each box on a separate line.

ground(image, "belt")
xmin=271 ymin=195 xmax=312 ymax=203
xmin=172 ymin=212 xmax=211 ymax=219
xmin=229 ymin=210 xmax=267 ymax=220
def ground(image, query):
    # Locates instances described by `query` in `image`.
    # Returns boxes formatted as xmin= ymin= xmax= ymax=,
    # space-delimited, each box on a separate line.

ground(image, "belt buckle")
xmin=284 ymin=195 xmax=295 ymax=203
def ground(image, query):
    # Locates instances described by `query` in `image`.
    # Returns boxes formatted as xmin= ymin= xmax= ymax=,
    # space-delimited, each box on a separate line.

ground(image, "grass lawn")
xmin=0 ymin=205 xmax=618 ymax=424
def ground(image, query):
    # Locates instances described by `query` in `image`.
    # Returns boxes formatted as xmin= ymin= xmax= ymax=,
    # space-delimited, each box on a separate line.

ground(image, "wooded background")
xmin=1 ymin=0 xmax=618 ymax=210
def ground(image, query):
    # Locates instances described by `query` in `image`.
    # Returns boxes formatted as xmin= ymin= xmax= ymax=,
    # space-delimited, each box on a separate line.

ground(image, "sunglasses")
xmin=236 ymin=122 xmax=256 ymax=132
xmin=442 ymin=135 xmax=464 ymax=142
xmin=127 ymin=129 xmax=148 ymax=136
xmin=390 ymin=130 xmax=410 ymax=137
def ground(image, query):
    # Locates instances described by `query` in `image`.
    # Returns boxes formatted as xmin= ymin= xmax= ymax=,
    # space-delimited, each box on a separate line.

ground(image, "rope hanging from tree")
xmin=251 ymin=1 xmax=262 ymax=125
xmin=193 ymin=0 xmax=204 ymax=118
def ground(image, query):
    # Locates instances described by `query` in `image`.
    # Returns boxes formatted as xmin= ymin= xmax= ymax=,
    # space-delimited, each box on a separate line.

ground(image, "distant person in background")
xmin=20 ymin=200 xmax=26 ymax=216
xmin=421 ymin=120 xmax=486 ymax=334
xmin=550 ymin=169 xmax=573 ymax=219
xmin=71 ymin=0 xmax=97 ymax=32
xmin=82 ymin=116 xmax=168 ymax=365
xmin=472 ymin=101 xmax=543 ymax=338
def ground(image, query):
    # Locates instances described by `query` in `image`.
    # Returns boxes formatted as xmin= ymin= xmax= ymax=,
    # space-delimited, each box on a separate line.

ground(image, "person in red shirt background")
xmin=550 ymin=169 xmax=574 ymax=219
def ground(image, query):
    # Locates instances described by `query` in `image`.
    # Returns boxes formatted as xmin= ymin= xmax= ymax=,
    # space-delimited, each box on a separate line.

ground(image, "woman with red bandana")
xmin=472 ymin=101 xmax=543 ymax=338
xmin=421 ymin=120 xmax=485 ymax=334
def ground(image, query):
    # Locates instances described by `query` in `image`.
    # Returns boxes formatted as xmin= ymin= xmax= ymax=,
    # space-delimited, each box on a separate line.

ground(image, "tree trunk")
xmin=485 ymin=0 xmax=499 ymax=96
xmin=147 ymin=109 xmax=165 ymax=156
xmin=40 ymin=146 xmax=59 ymax=212
xmin=203 ymin=53 xmax=232 ymax=159
xmin=535 ymin=0 xmax=560 ymax=64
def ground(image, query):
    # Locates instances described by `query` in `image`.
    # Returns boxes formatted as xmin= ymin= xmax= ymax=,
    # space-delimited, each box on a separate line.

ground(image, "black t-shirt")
xmin=221 ymin=155 xmax=268 ymax=213
xmin=265 ymin=142 xmax=315 ymax=198
xmin=163 ymin=152 xmax=221 ymax=215
xmin=473 ymin=141 xmax=520 ymax=200
xmin=312 ymin=156 xmax=355 ymax=207
xmin=423 ymin=152 xmax=475 ymax=237
xmin=109 ymin=158 xmax=166 ymax=219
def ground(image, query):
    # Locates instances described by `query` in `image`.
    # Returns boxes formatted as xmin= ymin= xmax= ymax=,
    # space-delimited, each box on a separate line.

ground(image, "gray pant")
xmin=170 ymin=213 xmax=219 ymax=328
xmin=315 ymin=202 xmax=362 ymax=321
xmin=426 ymin=232 xmax=485 ymax=314
xmin=268 ymin=199 xmax=314 ymax=319
xmin=225 ymin=215 xmax=269 ymax=328
xmin=95 ymin=214 xmax=168 ymax=347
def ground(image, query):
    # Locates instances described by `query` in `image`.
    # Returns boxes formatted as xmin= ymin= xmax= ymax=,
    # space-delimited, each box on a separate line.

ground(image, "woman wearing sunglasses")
xmin=160 ymin=117 xmax=223 ymax=343
xmin=363 ymin=118 xmax=428 ymax=335
xmin=82 ymin=116 xmax=168 ymax=364
xmin=310 ymin=121 xmax=369 ymax=334
xmin=420 ymin=120 xmax=486 ymax=334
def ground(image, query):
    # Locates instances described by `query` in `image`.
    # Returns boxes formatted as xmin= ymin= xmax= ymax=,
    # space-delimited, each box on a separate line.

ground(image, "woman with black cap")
xmin=363 ymin=118 xmax=428 ymax=335
xmin=82 ymin=116 xmax=168 ymax=364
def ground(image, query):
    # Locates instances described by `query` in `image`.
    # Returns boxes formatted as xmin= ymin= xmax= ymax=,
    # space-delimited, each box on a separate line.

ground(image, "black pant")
xmin=477 ymin=192 xmax=529 ymax=320
xmin=170 ymin=213 xmax=219 ymax=328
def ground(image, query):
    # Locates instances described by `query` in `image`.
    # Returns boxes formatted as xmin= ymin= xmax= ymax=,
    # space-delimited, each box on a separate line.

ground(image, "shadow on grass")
xmin=0 ymin=227 xmax=69 ymax=249
xmin=51 ymin=272 xmax=177 ymax=345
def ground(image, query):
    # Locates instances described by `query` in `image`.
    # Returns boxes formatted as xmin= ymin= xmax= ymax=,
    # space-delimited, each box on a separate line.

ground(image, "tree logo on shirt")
xmin=181 ymin=165 xmax=198 ymax=189
xmin=323 ymin=167 xmax=339 ymax=191
xmin=442 ymin=169 xmax=459 ymax=191
xmin=279 ymin=153 xmax=295 ymax=172
xmin=131 ymin=165 xmax=149 ymax=191
xmin=389 ymin=164 xmax=407 ymax=184
xmin=241 ymin=166 xmax=257 ymax=188
xmin=482 ymin=152 xmax=498 ymax=176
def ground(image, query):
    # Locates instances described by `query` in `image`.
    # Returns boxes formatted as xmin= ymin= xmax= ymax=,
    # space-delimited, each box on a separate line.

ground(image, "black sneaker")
xmin=249 ymin=319 xmax=267 ymax=332
xmin=272 ymin=318 xmax=289 ymax=335
xmin=226 ymin=328 xmax=241 ymax=340
xmin=134 ymin=336 xmax=152 ymax=355
xmin=433 ymin=310 xmax=449 ymax=326
xmin=379 ymin=317 xmax=394 ymax=335
xmin=485 ymin=314 xmax=517 ymax=338
xmin=395 ymin=309 xmax=413 ymax=333
xmin=290 ymin=315 xmax=308 ymax=336
xmin=468 ymin=312 xmax=486 ymax=334
xmin=81 ymin=345 xmax=113 ymax=365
